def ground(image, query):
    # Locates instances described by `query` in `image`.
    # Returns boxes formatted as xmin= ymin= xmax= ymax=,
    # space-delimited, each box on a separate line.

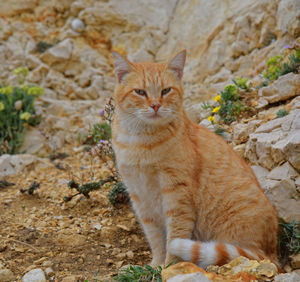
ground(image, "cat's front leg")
xmin=120 ymin=165 xmax=166 ymax=266
xmin=130 ymin=196 xmax=166 ymax=266
xmin=161 ymin=181 xmax=196 ymax=265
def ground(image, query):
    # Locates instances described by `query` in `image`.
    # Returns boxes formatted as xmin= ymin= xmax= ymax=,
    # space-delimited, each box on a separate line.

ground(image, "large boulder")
xmin=0 ymin=154 xmax=50 ymax=178
xmin=245 ymin=105 xmax=300 ymax=171
xmin=258 ymin=73 xmax=300 ymax=104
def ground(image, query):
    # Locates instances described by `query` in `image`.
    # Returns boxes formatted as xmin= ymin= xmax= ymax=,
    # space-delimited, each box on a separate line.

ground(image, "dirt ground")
xmin=0 ymin=146 xmax=151 ymax=281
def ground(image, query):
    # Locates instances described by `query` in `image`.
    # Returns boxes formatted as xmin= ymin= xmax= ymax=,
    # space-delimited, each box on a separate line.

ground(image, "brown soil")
xmin=0 ymin=147 xmax=151 ymax=281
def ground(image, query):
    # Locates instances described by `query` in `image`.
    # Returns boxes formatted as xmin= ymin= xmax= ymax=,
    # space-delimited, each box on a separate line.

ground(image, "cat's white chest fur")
xmin=120 ymin=164 xmax=165 ymax=226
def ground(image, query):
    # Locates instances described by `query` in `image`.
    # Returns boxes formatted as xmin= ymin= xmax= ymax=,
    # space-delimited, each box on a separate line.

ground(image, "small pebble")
xmin=71 ymin=19 xmax=85 ymax=32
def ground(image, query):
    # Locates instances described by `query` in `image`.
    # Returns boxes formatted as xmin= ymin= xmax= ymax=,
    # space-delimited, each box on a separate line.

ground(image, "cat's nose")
xmin=150 ymin=103 xmax=161 ymax=113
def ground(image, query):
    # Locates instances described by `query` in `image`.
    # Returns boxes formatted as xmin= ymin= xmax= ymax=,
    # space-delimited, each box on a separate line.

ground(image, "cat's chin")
xmin=141 ymin=115 xmax=173 ymax=126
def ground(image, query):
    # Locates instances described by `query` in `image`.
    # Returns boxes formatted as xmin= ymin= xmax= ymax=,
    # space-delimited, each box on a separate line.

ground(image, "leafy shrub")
xmin=281 ymin=49 xmax=300 ymax=76
xmin=210 ymin=84 xmax=243 ymax=124
xmin=36 ymin=41 xmax=53 ymax=53
xmin=263 ymin=47 xmax=300 ymax=81
xmin=84 ymin=122 xmax=111 ymax=145
xmin=113 ymin=263 xmax=174 ymax=282
xmin=276 ymin=109 xmax=289 ymax=118
xmin=64 ymin=176 xmax=115 ymax=202
xmin=263 ymin=56 xmax=283 ymax=81
xmin=232 ymin=77 xmax=251 ymax=91
xmin=278 ymin=221 xmax=300 ymax=262
xmin=0 ymin=68 xmax=44 ymax=155
xmin=108 ymin=182 xmax=129 ymax=207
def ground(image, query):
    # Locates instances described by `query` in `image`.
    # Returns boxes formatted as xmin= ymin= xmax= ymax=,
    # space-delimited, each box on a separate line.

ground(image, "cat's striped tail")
xmin=169 ymin=238 xmax=270 ymax=269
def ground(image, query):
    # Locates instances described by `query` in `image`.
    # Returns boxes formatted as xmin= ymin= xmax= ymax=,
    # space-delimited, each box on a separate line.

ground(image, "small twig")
xmin=0 ymin=236 xmax=40 ymax=252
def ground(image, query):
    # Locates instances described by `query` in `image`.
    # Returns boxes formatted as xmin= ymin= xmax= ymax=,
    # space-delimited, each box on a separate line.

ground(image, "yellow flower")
xmin=27 ymin=86 xmax=44 ymax=97
xmin=207 ymin=116 xmax=215 ymax=123
xmin=0 ymin=86 xmax=13 ymax=95
xmin=0 ymin=102 xmax=5 ymax=111
xmin=212 ymin=106 xmax=221 ymax=113
xmin=213 ymin=94 xmax=221 ymax=103
xmin=20 ymin=112 xmax=31 ymax=121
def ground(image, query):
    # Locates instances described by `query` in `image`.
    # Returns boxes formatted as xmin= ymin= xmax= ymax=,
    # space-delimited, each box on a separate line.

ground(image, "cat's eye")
xmin=134 ymin=89 xmax=147 ymax=96
xmin=161 ymin=88 xmax=171 ymax=96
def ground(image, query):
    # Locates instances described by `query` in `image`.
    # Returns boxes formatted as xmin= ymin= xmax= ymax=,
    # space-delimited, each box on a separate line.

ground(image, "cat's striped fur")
xmin=111 ymin=50 xmax=279 ymax=269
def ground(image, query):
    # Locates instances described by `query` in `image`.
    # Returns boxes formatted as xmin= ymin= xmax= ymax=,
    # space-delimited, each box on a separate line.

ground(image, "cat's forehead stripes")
xmin=134 ymin=62 xmax=167 ymax=95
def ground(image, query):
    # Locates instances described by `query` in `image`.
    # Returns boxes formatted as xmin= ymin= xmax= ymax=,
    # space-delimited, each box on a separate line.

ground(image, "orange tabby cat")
xmin=111 ymin=50 xmax=279 ymax=268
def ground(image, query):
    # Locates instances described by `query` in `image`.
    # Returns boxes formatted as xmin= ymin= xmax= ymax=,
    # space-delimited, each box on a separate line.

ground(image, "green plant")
xmin=49 ymin=152 xmax=69 ymax=161
xmin=276 ymin=109 xmax=289 ymax=118
xmin=278 ymin=221 xmax=300 ymax=262
xmin=113 ymin=263 xmax=175 ymax=282
xmin=64 ymin=176 xmax=115 ymax=202
xmin=232 ymin=77 xmax=251 ymax=91
xmin=214 ymin=126 xmax=227 ymax=137
xmin=13 ymin=67 xmax=29 ymax=84
xmin=64 ymin=98 xmax=121 ymax=206
xmin=201 ymin=102 xmax=213 ymax=110
xmin=263 ymin=48 xmax=300 ymax=82
xmin=108 ymin=182 xmax=129 ymax=207
xmin=85 ymin=123 xmax=111 ymax=145
xmin=210 ymin=84 xmax=243 ymax=124
xmin=0 ymin=179 xmax=15 ymax=188
xmin=281 ymin=49 xmax=300 ymax=76
xmin=20 ymin=181 xmax=40 ymax=195
xmin=0 ymin=69 xmax=44 ymax=155
xmin=263 ymin=56 xmax=282 ymax=81
xmin=36 ymin=41 xmax=53 ymax=53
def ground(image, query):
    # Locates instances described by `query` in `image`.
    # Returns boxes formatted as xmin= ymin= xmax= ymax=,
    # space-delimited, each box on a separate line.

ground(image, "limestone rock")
xmin=19 ymin=127 xmax=49 ymax=157
xmin=207 ymin=256 xmax=278 ymax=280
xmin=0 ymin=154 xmax=50 ymax=178
xmin=41 ymin=39 xmax=73 ymax=67
xmin=0 ymin=0 xmax=37 ymax=17
xmin=199 ymin=119 xmax=215 ymax=131
xmin=296 ymin=176 xmax=300 ymax=192
xmin=233 ymin=144 xmax=246 ymax=157
xmin=233 ymin=122 xmax=259 ymax=144
xmin=264 ymin=178 xmax=300 ymax=222
xmin=267 ymin=162 xmax=299 ymax=181
xmin=290 ymin=254 xmax=300 ymax=269
xmin=258 ymin=73 xmax=300 ymax=104
xmin=167 ymin=272 xmax=212 ymax=282
xmin=276 ymin=0 xmax=300 ymax=36
xmin=79 ymin=0 xmax=177 ymax=60
xmin=161 ymin=262 xmax=213 ymax=282
xmin=251 ymin=165 xmax=269 ymax=186
xmin=84 ymin=75 xmax=104 ymax=100
xmin=27 ymin=64 xmax=49 ymax=84
xmin=44 ymin=267 xmax=55 ymax=278
xmin=0 ymin=268 xmax=14 ymax=282
xmin=274 ymin=272 xmax=300 ymax=282
xmin=245 ymin=107 xmax=300 ymax=170
xmin=22 ymin=268 xmax=46 ymax=282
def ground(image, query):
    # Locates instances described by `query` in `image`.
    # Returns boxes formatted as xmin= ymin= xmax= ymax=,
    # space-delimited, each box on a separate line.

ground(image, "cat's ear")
xmin=167 ymin=50 xmax=186 ymax=80
xmin=112 ymin=51 xmax=133 ymax=83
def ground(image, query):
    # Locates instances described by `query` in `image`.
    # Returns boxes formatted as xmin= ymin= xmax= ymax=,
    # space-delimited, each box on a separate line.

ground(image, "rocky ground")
xmin=0 ymin=145 xmax=151 ymax=281
xmin=0 ymin=0 xmax=300 ymax=281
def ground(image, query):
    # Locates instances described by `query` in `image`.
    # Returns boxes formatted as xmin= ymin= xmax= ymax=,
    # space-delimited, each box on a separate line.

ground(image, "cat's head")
xmin=112 ymin=50 xmax=186 ymax=125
